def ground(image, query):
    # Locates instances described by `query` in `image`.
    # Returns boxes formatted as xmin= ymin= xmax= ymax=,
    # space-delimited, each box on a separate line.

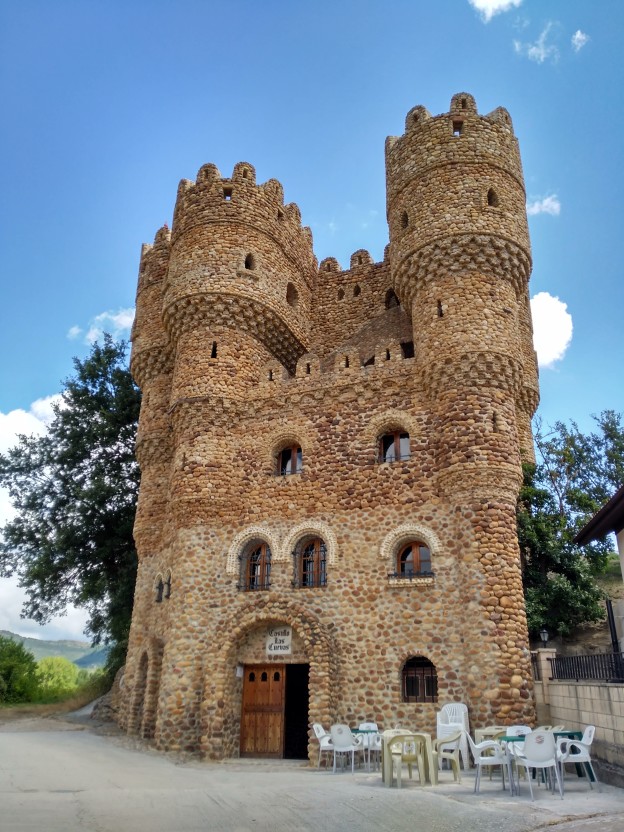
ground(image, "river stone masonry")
xmin=118 ymin=92 xmax=540 ymax=758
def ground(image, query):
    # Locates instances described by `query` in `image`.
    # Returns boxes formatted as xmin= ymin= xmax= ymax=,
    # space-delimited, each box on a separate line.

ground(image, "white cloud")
xmin=526 ymin=194 xmax=561 ymax=216
xmin=0 ymin=575 xmax=89 ymax=641
xmin=0 ymin=397 xmax=56 ymax=457
xmin=514 ymin=22 xmax=559 ymax=63
xmin=530 ymin=291 xmax=573 ymax=368
xmin=469 ymin=0 xmax=523 ymax=23
xmin=571 ymin=30 xmax=589 ymax=52
xmin=69 ymin=307 xmax=135 ymax=345
xmin=0 ymin=396 xmax=90 ymax=641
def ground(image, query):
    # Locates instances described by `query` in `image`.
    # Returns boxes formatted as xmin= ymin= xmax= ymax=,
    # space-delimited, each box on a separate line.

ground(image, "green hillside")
xmin=0 ymin=630 xmax=108 ymax=668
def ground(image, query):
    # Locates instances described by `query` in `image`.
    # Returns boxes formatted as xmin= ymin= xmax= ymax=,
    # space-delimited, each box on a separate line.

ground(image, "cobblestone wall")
xmin=119 ymin=93 xmax=539 ymax=756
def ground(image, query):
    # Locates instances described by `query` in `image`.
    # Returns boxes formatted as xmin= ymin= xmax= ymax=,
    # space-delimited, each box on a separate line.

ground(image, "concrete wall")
xmin=532 ymin=650 xmax=624 ymax=786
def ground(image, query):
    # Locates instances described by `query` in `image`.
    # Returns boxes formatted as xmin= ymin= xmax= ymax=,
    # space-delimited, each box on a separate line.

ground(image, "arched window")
xmin=378 ymin=430 xmax=410 ymax=463
xmin=401 ymin=211 xmax=409 ymax=229
xmin=240 ymin=542 xmax=271 ymax=591
xmin=337 ymin=288 xmax=345 ymax=300
xmin=286 ymin=282 xmax=299 ymax=307
xmin=353 ymin=284 xmax=361 ymax=297
xmin=487 ymin=188 xmax=499 ymax=207
xmin=294 ymin=537 xmax=327 ymax=588
xmin=155 ymin=577 xmax=164 ymax=603
xmin=397 ymin=541 xmax=432 ymax=577
xmin=244 ymin=253 xmax=255 ymax=270
xmin=402 ymin=657 xmax=438 ymax=702
xmin=385 ymin=288 xmax=400 ymax=309
xmin=277 ymin=444 xmax=302 ymax=475
xmin=164 ymin=572 xmax=171 ymax=599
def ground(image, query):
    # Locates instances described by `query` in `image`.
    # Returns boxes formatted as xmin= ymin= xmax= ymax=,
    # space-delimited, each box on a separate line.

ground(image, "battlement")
xmin=137 ymin=225 xmax=171 ymax=294
xmin=386 ymin=93 xmax=522 ymax=201
xmin=170 ymin=162 xmax=316 ymax=277
xmin=386 ymin=92 xmax=530 ymax=276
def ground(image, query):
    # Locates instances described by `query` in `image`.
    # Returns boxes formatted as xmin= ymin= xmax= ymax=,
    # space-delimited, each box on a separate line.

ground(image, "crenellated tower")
xmin=386 ymin=93 xmax=537 ymax=723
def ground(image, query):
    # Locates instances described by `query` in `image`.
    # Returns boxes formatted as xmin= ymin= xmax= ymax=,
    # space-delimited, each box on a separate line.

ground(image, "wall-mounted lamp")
xmin=539 ymin=628 xmax=549 ymax=646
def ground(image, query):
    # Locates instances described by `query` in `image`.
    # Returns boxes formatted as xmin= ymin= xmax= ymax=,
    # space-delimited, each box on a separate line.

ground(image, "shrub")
xmin=0 ymin=636 xmax=39 ymax=703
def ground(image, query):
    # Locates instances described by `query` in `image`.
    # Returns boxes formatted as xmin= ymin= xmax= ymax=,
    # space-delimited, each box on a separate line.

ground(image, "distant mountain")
xmin=0 ymin=630 xmax=109 ymax=668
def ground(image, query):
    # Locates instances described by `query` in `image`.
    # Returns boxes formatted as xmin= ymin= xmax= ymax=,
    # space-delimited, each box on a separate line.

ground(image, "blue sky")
xmin=1 ymin=0 xmax=622 ymax=640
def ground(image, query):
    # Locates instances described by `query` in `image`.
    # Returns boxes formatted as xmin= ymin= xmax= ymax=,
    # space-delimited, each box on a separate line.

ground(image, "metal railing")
xmin=548 ymin=651 xmax=624 ymax=682
xmin=530 ymin=651 xmax=541 ymax=681
xmin=387 ymin=570 xmax=435 ymax=580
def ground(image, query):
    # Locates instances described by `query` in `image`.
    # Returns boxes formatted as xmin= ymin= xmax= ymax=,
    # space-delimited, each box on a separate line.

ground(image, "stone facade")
xmin=118 ymin=93 xmax=540 ymax=757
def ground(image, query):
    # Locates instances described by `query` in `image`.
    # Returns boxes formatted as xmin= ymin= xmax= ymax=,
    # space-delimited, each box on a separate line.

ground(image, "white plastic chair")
xmin=511 ymin=730 xmax=563 ymax=800
xmin=557 ymin=725 xmax=598 ymax=791
xmin=312 ymin=723 xmax=333 ymax=769
xmin=358 ymin=721 xmax=380 ymax=770
xmin=466 ymin=733 xmax=512 ymax=794
xmin=329 ymin=724 xmax=362 ymax=773
xmin=387 ymin=733 xmax=427 ymax=787
xmin=432 ymin=729 xmax=462 ymax=782
xmin=507 ymin=725 xmax=533 ymax=736
xmin=437 ymin=703 xmax=469 ymax=769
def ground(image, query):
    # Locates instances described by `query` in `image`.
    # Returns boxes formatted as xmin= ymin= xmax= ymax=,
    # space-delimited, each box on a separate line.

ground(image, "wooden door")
xmin=240 ymin=664 xmax=285 ymax=757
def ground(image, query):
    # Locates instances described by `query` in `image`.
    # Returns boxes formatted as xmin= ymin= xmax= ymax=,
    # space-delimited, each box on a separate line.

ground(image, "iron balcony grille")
xmin=237 ymin=579 xmax=271 ymax=591
xmin=530 ymin=651 xmax=541 ymax=681
xmin=548 ymin=651 xmax=624 ymax=682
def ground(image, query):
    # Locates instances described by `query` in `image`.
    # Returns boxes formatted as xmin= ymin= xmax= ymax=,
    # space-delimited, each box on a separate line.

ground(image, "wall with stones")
xmin=119 ymin=92 xmax=539 ymax=757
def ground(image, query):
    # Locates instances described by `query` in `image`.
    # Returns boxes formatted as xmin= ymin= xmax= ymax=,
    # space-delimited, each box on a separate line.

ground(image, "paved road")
xmin=1 ymin=715 xmax=624 ymax=832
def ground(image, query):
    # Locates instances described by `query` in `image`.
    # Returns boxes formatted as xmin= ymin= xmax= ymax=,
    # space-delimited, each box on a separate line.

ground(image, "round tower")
xmin=160 ymin=162 xmax=317 ymax=525
xmin=386 ymin=93 xmax=537 ymax=725
xmin=131 ymin=225 xmax=174 ymax=557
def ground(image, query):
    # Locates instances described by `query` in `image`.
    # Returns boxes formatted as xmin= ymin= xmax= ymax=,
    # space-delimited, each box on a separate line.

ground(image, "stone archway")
xmin=198 ymin=600 xmax=337 ymax=760
xmin=128 ymin=652 xmax=148 ymax=735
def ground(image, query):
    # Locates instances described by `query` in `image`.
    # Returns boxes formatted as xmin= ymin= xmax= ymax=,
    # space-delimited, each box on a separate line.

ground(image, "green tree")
xmin=517 ymin=463 xmax=606 ymax=636
xmin=0 ymin=635 xmax=39 ymax=703
xmin=0 ymin=336 xmax=141 ymax=672
xmin=36 ymin=656 xmax=80 ymax=699
xmin=517 ymin=410 xmax=624 ymax=637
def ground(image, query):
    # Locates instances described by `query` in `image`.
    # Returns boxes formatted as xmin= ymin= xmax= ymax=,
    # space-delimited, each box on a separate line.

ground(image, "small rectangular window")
xmin=223 ymin=187 xmax=233 ymax=200
xmin=452 ymin=121 xmax=463 ymax=137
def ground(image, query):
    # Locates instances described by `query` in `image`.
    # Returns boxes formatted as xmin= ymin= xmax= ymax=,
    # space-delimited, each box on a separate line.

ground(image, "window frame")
xmin=378 ymin=430 xmax=410 ymax=463
xmin=397 ymin=540 xmax=432 ymax=577
xmin=241 ymin=542 xmax=272 ymax=591
xmin=402 ymin=656 xmax=438 ymax=703
xmin=277 ymin=444 xmax=303 ymax=476
xmin=294 ymin=537 xmax=327 ymax=588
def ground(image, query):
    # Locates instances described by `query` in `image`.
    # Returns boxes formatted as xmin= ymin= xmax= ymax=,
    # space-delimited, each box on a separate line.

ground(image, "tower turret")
xmin=386 ymin=92 xmax=536 ymax=497
xmin=386 ymin=94 xmax=536 ymax=725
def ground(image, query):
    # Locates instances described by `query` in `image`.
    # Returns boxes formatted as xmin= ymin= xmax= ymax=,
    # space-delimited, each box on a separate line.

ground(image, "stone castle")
xmin=118 ymin=92 xmax=539 ymax=757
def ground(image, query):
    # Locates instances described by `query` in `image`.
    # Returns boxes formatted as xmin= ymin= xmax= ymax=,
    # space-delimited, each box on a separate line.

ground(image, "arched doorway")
xmin=240 ymin=662 xmax=309 ymax=758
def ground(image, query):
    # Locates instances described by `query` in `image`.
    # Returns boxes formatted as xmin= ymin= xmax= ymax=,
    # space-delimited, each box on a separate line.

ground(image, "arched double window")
xmin=397 ymin=541 xmax=431 ymax=577
xmin=378 ymin=430 xmax=410 ymax=463
xmin=240 ymin=542 xmax=271 ymax=591
xmin=402 ymin=656 xmax=438 ymax=702
xmin=293 ymin=537 xmax=327 ymax=588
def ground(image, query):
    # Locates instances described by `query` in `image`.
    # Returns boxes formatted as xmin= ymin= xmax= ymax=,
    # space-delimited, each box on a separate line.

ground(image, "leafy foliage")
xmin=35 ymin=656 xmax=81 ymax=699
xmin=0 ymin=635 xmax=39 ymax=703
xmin=0 ymin=336 xmax=141 ymax=668
xmin=517 ymin=411 xmax=624 ymax=637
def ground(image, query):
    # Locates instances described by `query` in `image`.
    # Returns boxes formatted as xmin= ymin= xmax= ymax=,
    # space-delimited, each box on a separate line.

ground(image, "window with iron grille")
xmin=240 ymin=542 xmax=271 ymax=591
xmin=378 ymin=431 xmax=410 ymax=463
xmin=294 ymin=538 xmax=327 ymax=588
xmin=402 ymin=656 xmax=438 ymax=703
